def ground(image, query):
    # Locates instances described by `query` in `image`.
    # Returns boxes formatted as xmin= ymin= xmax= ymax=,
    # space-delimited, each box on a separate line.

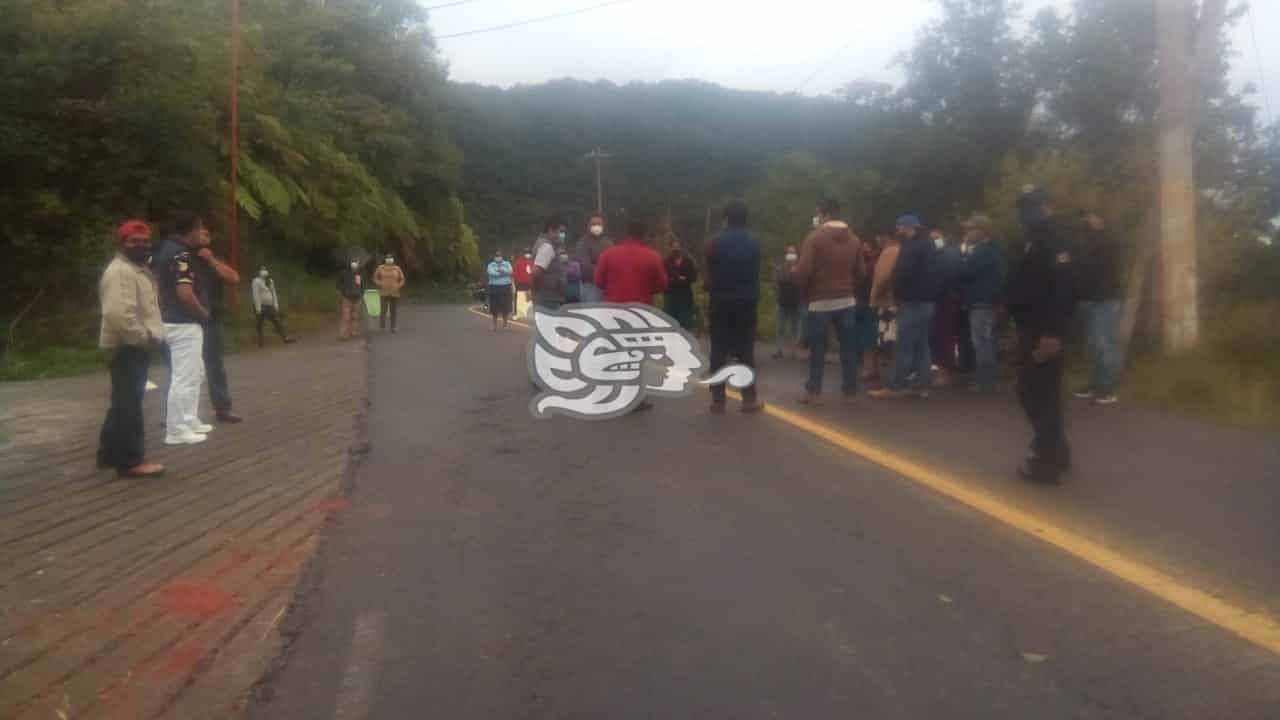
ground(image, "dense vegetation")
xmin=3 ymin=0 xmax=1278 ymax=419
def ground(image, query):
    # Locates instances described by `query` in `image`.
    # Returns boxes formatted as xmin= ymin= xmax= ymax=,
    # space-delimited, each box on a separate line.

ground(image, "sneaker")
xmin=798 ymin=392 xmax=822 ymax=406
xmin=1017 ymin=458 xmax=1062 ymax=485
xmin=1093 ymin=393 xmax=1118 ymax=405
xmin=741 ymin=399 xmax=766 ymax=414
xmin=216 ymin=412 xmax=243 ymax=424
xmin=710 ymin=401 xmax=727 ymax=415
xmin=191 ymin=423 xmax=214 ymax=434
xmin=868 ymin=388 xmax=909 ymax=400
xmin=913 ymin=389 xmax=930 ymax=400
xmin=165 ymin=431 xmax=208 ymax=446
xmin=1073 ymin=387 xmax=1095 ymax=399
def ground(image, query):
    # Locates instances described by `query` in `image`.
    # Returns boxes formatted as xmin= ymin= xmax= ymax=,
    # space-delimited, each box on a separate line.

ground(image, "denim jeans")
xmin=806 ymin=305 xmax=859 ymax=395
xmin=888 ymin=302 xmax=934 ymax=391
xmin=969 ymin=305 xmax=998 ymax=391
xmin=776 ymin=304 xmax=802 ymax=354
xmin=579 ymin=283 xmax=603 ymax=303
xmin=1081 ymin=300 xmax=1122 ymax=393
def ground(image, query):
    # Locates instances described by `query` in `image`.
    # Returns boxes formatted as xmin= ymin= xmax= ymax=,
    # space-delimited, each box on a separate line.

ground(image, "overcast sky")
xmin=430 ymin=0 xmax=1277 ymax=124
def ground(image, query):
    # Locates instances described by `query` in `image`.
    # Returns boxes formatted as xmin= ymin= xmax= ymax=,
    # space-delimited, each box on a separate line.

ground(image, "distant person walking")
xmin=530 ymin=217 xmax=569 ymax=313
xmin=194 ymin=227 xmax=243 ymax=424
xmin=594 ymin=218 xmax=668 ymax=305
xmin=1008 ymin=186 xmax=1076 ymax=484
xmin=957 ymin=214 xmax=1003 ymax=392
xmin=337 ymin=259 xmax=365 ymax=341
xmin=870 ymin=215 xmax=941 ymax=400
xmin=793 ymin=196 xmax=868 ymax=405
xmin=1073 ymin=211 xmax=1122 ymax=405
xmin=705 ymin=201 xmax=763 ymax=414
xmin=252 ymin=266 xmax=294 ymax=347
xmin=374 ymin=254 xmax=406 ymax=333
xmin=664 ymin=237 xmax=699 ymax=330
xmin=152 ymin=212 xmax=213 ymax=445
xmin=576 ymin=214 xmax=612 ymax=303
xmin=486 ymin=250 xmax=514 ymax=329
xmin=97 ymin=220 xmax=165 ymax=477
xmin=513 ymin=248 xmax=533 ymax=318
xmin=773 ymin=244 xmax=802 ymax=360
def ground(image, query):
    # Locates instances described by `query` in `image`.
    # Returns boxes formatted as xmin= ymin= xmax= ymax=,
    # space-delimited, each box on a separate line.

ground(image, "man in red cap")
xmin=97 ymin=220 xmax=166 ymax=477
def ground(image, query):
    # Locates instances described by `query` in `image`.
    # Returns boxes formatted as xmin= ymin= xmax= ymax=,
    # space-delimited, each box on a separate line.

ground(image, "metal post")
xmin=584 ymin=148 xmax=612 ymax=216
xmin=229 ymin=0 xmax=241 ymax=277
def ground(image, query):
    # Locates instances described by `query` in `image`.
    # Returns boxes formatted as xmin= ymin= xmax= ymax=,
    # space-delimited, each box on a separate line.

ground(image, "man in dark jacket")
xmin=958 ymin=214 xmax=1003 ymax=392
xmin=705 ymin=201 xmax=763 ymax=414
xmin=774 ymin=244 xmax=802 ymax=359
xmin=337 ymin=259 xmax=365 ymax=340
xmin=793 ymin=196 xmax=867 ymax=405
xmin=870 ymin=214 xmax=940 ymax=399
xmin=1007 ymin=187 xmax=1076 ymax=484
xmin=663 ymin=237 xmax=699 ymax=330
xmin=576 ymin=214 xmax=612 ymax=303
xmin=1072 ymin=211 xmax=1123 ymax=405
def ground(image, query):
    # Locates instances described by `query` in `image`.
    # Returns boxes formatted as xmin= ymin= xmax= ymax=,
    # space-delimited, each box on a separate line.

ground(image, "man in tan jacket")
xmin=792 ymin=196 xmax=867 ymax=405
xmin=97 ymin=220 xmax=165 ymax=478
xmin=373 ymin=254 xmax=406 ymax=333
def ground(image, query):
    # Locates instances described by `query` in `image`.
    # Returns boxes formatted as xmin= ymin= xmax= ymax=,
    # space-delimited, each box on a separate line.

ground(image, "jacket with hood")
xmin=893 ymin=229 xmax=945 ymax=303
xmin=793 ymin=221 xmax=866 ymax=303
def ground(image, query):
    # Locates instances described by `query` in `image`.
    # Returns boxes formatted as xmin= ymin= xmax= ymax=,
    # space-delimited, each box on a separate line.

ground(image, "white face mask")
xmin=259 ymin=270 xmax=269 ymax=278
xmin=494 ymin=255 xmax=503 ymax=262
xmin=589 ymin=224 xmax=604 ymax=236
xmin=933 ymin=236 xmax=945 ymax=249
xmin=559 ymin=253 xmax=569 ymax=262
xmin=524 ymin=253 xmax=532 ymax=259
xmin=385 ymin=257 xmax=394 ymax=265
xmin=350 ymin=261 xmax=359 ymax=270
xmin=812 ymin=216 xmax=821 ymax=228
xmin=785 ymin=253 xmax=798 ymax=263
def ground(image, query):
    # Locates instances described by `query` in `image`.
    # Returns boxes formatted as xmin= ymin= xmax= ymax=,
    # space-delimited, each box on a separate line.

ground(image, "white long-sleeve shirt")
xmin=252 ymin=276 xmax=281 ymax=314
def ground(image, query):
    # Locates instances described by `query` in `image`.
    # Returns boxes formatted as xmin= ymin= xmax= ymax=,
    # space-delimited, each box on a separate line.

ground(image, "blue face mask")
xmin=558 ymin=230 xmax=567 ymax=242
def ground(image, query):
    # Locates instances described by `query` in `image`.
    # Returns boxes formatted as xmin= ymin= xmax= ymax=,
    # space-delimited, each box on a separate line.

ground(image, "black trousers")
xmin=1016 ymin=330 xmax=1070 ymax=467
xmin=708 ymin=300 xmax=758 ymax=404
xmin=98 ymin=346 xmax=150 ymax=471
xmin=256 ymin=305 xmax=289 ymax=346
xmin=380 ymin=296 xmax=398 ymax=329
xmin=203 ymin=321 xmax=232 ymax=414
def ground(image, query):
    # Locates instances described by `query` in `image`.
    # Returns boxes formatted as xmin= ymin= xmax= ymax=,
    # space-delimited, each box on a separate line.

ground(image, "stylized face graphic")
xmin=528 ymin=305 xmax=709 ymax=419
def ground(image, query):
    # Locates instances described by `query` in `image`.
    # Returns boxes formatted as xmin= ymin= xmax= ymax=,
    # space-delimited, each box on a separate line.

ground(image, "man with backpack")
xmin=870 ymin=215 xmax=942 ymax=400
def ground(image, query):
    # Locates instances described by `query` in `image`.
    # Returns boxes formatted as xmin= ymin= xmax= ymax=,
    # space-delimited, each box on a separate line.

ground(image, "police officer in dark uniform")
xmin=1006 ymin=186 xmax=1076 ymax=483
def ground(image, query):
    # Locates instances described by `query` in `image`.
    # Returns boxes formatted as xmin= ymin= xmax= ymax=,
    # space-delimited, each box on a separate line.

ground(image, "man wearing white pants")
xmin=153 ymin=213 xmax=214 ymax=445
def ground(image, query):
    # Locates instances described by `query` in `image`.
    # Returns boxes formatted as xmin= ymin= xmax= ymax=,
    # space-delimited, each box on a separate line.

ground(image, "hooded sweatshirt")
xmin=793 ymin=221 xmax=866 ymax=305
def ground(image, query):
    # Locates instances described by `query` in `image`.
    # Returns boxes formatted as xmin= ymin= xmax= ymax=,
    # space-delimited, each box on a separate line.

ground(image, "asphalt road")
xmin=250 ymin=305 xmax=1280 ymax=719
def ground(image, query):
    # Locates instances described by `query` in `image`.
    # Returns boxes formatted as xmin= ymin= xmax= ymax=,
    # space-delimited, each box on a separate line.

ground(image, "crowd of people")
xmin=96 ymin=213 xmax=411 ymax=478
xmin=487 ymin=184 xmax=1122 ymax=484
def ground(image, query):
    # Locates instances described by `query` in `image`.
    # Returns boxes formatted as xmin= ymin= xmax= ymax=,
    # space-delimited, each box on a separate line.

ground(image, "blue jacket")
xmin=959 ymin=240 xmax=1003 ymax=305
xmin=893 ymin=232 xmax=945 ymax=303
xmin=706 ymin=227 xmax=761 ymax=304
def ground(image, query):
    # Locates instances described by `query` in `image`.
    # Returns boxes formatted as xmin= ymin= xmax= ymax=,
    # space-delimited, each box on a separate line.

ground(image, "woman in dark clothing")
xmin=664 ymin=238 xmax=700 ymax=330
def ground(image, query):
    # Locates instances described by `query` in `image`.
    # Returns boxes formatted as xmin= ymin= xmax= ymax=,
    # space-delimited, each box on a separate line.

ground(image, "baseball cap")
xmin=895 ymin=214 xmax=923 ymax=228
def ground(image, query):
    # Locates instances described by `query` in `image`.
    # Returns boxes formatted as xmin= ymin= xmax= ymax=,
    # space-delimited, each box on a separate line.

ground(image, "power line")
xmin=1245 ymin=3 xmax=1273 ymax=126
xmin=435 ymin=0 xmax=637 ymax=40
xmin=424 ymin=0 xmax=483 ymax=10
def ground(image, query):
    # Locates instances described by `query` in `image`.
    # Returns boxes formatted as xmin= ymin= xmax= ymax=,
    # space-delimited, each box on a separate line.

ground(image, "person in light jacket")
xmin=373 ymin=254 xmax=406 ymax=333
xmin=252 ymin=266 xmax=295 ymax=347
xmin=97 ymin=220 xmax=165 ymax=478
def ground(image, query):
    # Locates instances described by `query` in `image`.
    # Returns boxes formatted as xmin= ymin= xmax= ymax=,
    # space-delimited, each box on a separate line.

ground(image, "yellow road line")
xmin=465 ymin=306 xmax=1280 ymax=655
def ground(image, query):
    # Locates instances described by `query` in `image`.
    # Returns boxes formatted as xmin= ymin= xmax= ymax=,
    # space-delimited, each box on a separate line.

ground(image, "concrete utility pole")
xmin=584 ymin=147 xmax=612 ymax=216
xmin=1155 ymin=0 xmax=1198 ymax=352
xmin=229 ymin=0 xmax=242 ymax=274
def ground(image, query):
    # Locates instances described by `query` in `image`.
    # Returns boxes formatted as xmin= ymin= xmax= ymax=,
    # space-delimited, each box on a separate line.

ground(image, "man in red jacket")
xmin=512 ymin=247 xmax=533 ymax=318
xmin=593 ymin=219 xmax=668 ymax=305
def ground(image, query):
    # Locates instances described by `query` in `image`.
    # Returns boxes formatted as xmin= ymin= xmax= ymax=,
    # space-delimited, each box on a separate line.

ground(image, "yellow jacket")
xmin=99 ymin=255 xmax=163 ymax=348
xmin=373 ymin=263 xmax=405 ymax=298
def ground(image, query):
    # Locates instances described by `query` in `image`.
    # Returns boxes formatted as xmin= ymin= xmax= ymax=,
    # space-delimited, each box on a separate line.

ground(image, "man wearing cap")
xmin=1007 ymin=187 xmax=1076 ymax=483
xmin=958 ymin=214 xmax=1004 ymax=392
xmin=97 ymin=221 xmax=166 ymax=477
xmin=870 ymin=214 xmax=942 ymax=400
xmin=152 ymin=212 xmax=214 ymax=446
xmin=373 ymin=254 xmax=406 ymax=333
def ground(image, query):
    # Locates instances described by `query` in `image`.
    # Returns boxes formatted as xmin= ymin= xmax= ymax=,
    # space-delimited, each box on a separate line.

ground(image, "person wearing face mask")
xmin=576 ymin=215 xmax=613 ymax=303
xmin=96 ymin=220 xmax=165 ymax=477
xmin=773 ymin=244 xmax=802 ymax=360
xmin=530 ymin=216 xmax=569 ymax=312
xmin=513 ymin=247 xmax=534 ymax=319
xmin=373 ymin=254 xmax=406 ymax=333
xmin=486 ymin=250 xmax=514 ymax=329
xmin=337 ymin=259 xmax=365 ymax=341
xmin=929 ymin=227 xmax=964 ymax=387
xmin=663 ymin=237 xmax=699 ymax=331
xmin=252 ymin=266 xmax=295 ymax=347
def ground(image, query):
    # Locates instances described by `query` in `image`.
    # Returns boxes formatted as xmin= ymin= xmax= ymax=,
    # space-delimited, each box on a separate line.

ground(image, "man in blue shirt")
xmin=705 ymin=200 xmax=763 ymax=414
xmin=152 ymin=213 xmax=213 ymax=446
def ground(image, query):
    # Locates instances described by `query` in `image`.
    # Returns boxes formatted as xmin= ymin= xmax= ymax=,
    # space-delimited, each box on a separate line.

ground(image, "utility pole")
xmin=584 ymin=147 xmax=612 ymax=216
xmin=229 ymin=0 xmax=242 ymax=277
xmin=1155 ymin=0 xmax=1198 ymax=352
